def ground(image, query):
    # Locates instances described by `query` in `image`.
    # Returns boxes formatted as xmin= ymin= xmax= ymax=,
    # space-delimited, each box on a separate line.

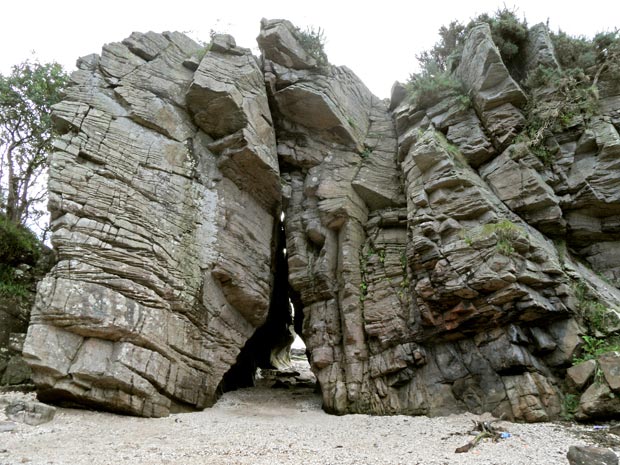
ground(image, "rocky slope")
xmin=22 ymin=19 xmax=620 ymax=421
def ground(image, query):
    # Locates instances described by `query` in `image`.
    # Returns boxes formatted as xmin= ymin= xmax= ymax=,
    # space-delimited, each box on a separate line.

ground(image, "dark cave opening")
xmin=218 ymin=216 xmax=306 ymax=392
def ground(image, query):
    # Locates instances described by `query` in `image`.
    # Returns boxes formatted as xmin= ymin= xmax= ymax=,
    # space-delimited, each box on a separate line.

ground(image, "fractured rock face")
xmin=23 ymin=31 xmax=280 ymax=417
xmin=456 ymin=23 xmax=527 ymax=152
xmin=23 ymin=19 xmax=620 ymax=422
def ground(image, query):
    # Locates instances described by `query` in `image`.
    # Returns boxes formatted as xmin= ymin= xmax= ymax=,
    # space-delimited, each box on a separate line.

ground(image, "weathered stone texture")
xmin=23 ymin=31 xmax=280 ymax=417
xmin=22 ymin=19 xmax=620 ymax=422
xmin=456 ymin=24 xmax=527 ymax=152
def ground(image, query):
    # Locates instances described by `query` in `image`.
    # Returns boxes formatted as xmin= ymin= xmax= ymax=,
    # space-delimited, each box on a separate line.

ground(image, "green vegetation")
xmin=570 ymin=280 xmax=620 ymax=366
xmin=0 ymin=263 xmax=30 ymax=299
xmin=516 ymin=29 xmax=620 ymax=164
xmin=406 ymin=8 xmax=527 ymax=109
xmin=0 ymin=214 xmax=42 ymax=299
xmin=0 ymin=214 xmax=40 ymax=266
xmin=1 ymin=60 xmax=69 ymax=228
xmin=461 ymin=219 xmax=524 ymax=256
xmin=360 ymin=144 xmax=373 ymax=159
xmin=405 ymin=64 xmax=467 ymax=109
xmin=472 ymin=8 xmax=528 ymax=75
xmin=405 ymin=7 xmax=620 ymax=132
xmin=483 ymin=220 xmax=522 ymax=256
xmin=519 ymin=66 xmax=599 ymax=165
xmin=561 ymin=393 xmax=579 ymax=421
xmin=573 ymin=335 xmax=620 ymax=364
xmin=294 ymin=26 xmax=329 ymax=68
xmin=551 ymin=29 xmax=620 ymax=87
xmin=359 ymin=245 xmax=374 ymax=303
xmin=573 ymin=280 xmax=620 ymax=334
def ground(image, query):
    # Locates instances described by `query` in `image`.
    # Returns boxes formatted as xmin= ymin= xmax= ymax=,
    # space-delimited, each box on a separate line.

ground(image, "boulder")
xmin=186 ymin=33 xmax=280 ymax=210
xmin=0 ymin=356 xmax=31 ymax=385
xmin=257 ymin=19 xmax=319 ymax=70
xmin=0 ymin=421 xmax=17 ymax=433
xmin=567 ymin=445 xmax=618 ymax=465
xmin=480 ymin=142 xmax=564 ymax=234
xmin=577 ymin=381 xmax=620 ymax=420
xmin=599 ymin=352 xmax=620 ymax=391
xmin=566 ymin=359 xmax=596 ymax=390
xmin=5 ymin=400 xmax=56 ymax=426
xmin=524 ymin=23 xmax=560 ymax=72
xmin=456 ymin=23 xmax=527 ymax=151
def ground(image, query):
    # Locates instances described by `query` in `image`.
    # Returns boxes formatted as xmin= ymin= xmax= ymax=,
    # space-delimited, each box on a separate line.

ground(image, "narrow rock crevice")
xmin=218 ymin=218 xmax=296 ymax=392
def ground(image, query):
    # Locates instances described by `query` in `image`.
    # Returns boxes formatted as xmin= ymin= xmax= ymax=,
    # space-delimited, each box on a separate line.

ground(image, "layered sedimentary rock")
xmin=260 ymin=20 xmax=620 ymax=421
xmin=23 ymin=32 xmax=280 ymax=416
xmin=23 ymin=19 xmax=620 ymax=422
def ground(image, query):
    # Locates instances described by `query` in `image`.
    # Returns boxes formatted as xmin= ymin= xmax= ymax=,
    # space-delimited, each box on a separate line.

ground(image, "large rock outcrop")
xmin=23 ymin=32 xmax=280 ymax=416
xmin=260 ymin=20 xmax=620 ymax=421
xmin=22 ymin=19 xmax=620 ymax=422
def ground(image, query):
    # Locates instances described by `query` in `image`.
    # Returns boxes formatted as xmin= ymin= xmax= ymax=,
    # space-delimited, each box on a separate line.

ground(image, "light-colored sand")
xmin=0 ymin=383 xmax=601 ymax=465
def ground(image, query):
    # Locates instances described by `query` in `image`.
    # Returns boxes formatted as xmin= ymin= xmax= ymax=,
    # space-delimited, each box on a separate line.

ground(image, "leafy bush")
xmin=295 ymin=26 xmax=329 ymax=68
xmin=561 ymin=393 xmax=579 ymax=421
xmin=0 ymin=215 xmax=40 ymax=266
xmin=551 ymin=31 xmax=596 ymax=70
xmin=0 ymin=60 xmax=69 ymax=227
xmin=573 ymin=335 xmax=620 ymax=364
xmin=520 ymin=66 xmax=598 ymax=164
xmin=573 ymin=280 xmax=620 ymax=334
xmin=0 ymin=263 xmax=30 ymax=299
xmin=550 ymin=28 xmax=620 ymax=85
xmin=406 ymin=63 xmax=467 ymax=109
xmin=416 ymin=21 xmax=467 ymax=73
xmin=469 ymin=8 xmax=528 ymax=67
xmin=406 ymin=8 xmax=527 ymax=108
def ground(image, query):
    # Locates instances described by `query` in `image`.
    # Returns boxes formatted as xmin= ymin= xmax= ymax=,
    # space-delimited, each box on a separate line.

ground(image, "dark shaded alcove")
xmin=218 ymin=217 xmax=301 ymax=392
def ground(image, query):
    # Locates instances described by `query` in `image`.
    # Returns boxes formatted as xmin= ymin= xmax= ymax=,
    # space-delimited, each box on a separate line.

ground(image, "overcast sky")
xmin=1 ymin=0 xmax=619 ymax=98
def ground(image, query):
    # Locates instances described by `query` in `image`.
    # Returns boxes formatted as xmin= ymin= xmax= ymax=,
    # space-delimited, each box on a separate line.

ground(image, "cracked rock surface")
xmin=23 ymin=32 xmax=280 ymax=417
xmin=23 ymin=20 xmax=620 ymax=421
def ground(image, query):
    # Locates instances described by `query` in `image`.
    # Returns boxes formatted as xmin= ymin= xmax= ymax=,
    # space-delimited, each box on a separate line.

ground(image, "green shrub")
xmin=0 ymin=215 xmax=40 ymax=266
xmin=406 ymin=62 xmax=467 ymax=109
xmin=550 ymin=28 xmax=620 ymax=84
xmin=551 ymin=30 xmax=596 ymax=70
xmin=520 ymin=65 xmax=599 ymax=164
xmin=414 ymin=7 xmax=528 ymax=76
xmin=406 ymin=8 xmax=527 ymax=108
xmin=0 ymin=263 xmax=30 ymax=299
xmin=573 ymin=280 xmax=620 ymax=334
xmin=469 ymin=8 xmax=528 ymax=67
xmin=573 ymin=335 xmax=620 ymax=364
xmin=295 ymin=26 xmax=329 ymax=68
xmin=416 ymin=21 xmax=467 ymax=73
xmin=561 ymin=393 xmax=579 ymax=421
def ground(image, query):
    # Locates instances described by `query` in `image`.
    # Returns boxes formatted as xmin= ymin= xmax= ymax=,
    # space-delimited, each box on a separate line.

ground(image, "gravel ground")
xmin=0 ymin=359 xmax=613 ymax=465
xmin=0 ymin=383 xmax=605 ymax=465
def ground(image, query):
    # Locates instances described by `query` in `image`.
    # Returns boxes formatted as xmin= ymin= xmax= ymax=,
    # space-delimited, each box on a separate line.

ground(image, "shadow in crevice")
xmin=218 ymin=217 xmax=310 ymax=393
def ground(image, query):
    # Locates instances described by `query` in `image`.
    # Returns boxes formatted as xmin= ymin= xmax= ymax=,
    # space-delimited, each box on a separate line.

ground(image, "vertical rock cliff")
xmin=22 ymin=19 xmax=620 ymax=421
xmin=23 ymin=32 xmax=280 ymax=416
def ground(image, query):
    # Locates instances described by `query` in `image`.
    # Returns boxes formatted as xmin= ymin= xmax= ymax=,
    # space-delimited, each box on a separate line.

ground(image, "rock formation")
xmin=23 ymin=32 xmax=281 ymax=417
xmin=22 ymin=19 xmax=620 ymax=421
